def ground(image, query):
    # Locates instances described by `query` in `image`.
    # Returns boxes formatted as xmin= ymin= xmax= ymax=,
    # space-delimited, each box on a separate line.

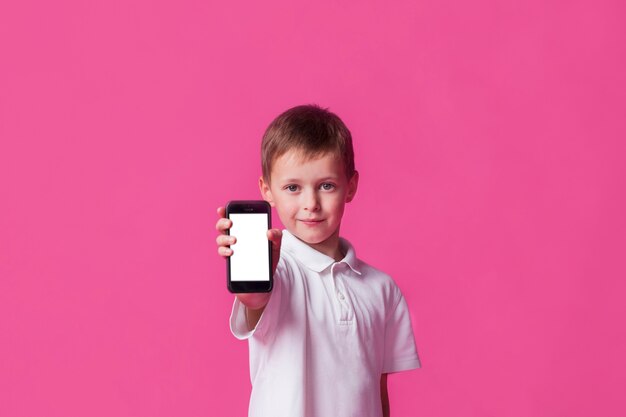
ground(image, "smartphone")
xmin=226 ymin=200 xmax=273 ymax=293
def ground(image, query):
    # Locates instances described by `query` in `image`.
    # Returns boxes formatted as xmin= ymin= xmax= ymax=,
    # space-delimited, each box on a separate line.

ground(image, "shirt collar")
xmin=281 ymin=229 xmax=362 ymax=275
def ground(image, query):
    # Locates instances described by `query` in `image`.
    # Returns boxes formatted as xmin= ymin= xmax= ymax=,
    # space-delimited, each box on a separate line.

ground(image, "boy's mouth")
xmin=299 ymin=219 xmax=324 ymax=226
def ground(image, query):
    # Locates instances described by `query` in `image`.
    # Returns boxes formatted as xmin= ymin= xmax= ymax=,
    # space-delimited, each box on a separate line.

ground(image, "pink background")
xmin=1 ymin=0 xmax=625 ymax=416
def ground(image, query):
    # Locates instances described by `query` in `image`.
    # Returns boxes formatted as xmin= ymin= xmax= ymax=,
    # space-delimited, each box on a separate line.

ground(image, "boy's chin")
xmin=291 ymin=227 xmax=339 ymax=245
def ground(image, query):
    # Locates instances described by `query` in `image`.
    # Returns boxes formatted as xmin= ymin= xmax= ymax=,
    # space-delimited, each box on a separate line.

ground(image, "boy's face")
xmin=259 ymin=149 xmax=358 ymax=250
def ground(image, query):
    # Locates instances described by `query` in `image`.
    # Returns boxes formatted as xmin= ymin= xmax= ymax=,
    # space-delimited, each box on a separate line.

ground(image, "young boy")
xmin=215 ymin=104 xmax=420 ymax=417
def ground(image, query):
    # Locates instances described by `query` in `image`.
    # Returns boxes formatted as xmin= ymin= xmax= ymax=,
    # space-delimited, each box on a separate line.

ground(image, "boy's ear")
xmin=346 ymin=170 xmax=359 ymax=203
xmin=259 ymin=176 xmax=276 ymax=207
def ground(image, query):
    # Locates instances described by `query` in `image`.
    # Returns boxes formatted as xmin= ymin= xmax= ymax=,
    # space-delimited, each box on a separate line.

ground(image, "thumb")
xmin=267 ymin=229 xmax=282 ymax=274
xmin=267 ymin=228 xmax=282 ymax=250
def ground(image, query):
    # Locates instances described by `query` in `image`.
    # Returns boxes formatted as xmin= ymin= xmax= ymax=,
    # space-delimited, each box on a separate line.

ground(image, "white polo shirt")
xmin=230 ymin=229 xmax=421 ymax=417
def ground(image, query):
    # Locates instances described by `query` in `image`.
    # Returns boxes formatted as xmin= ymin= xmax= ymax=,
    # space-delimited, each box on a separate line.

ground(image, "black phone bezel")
xmin=225 ymin=200 xmax=273 ymax=293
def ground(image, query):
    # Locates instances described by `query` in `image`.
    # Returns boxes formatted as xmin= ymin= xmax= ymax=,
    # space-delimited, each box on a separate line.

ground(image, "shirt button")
xmin=338 ymin=291 xmax=345 ymax=300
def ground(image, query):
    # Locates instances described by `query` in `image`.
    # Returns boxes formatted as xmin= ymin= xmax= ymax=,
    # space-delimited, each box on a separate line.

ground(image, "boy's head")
xmin=259 ymin=104 xmax=359 ymax=254
xmin=261 ymin=104 xmax=355 ymax=184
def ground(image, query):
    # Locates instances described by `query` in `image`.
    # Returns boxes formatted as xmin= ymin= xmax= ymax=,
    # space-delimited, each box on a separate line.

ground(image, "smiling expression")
xmin=259 ymin=149 xmax=358 ymax=260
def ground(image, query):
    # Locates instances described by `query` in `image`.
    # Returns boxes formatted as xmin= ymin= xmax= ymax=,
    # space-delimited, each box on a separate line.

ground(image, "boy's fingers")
xmin=217 ymin=206 xmax=225 ymax=217
xmin=215 ymin=217 xmax=232 ymax=232
xmin=216 ymin=235 xmax=236 ymax=246
xmin=218 ymin=246 xmax=233 ymax=257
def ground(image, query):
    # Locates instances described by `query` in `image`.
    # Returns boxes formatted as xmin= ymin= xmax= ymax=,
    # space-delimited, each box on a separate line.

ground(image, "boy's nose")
xmin=303 ymin=191 xmax=320 ymax=211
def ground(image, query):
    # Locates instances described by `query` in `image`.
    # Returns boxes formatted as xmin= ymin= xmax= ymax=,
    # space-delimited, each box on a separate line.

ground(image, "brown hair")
xmin=261 ymin=104 xmax=355 ymax=182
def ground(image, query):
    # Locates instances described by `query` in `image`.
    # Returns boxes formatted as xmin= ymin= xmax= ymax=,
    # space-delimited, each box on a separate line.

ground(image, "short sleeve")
xmin=229 ymin=258 xmax=284 ymax=341
xmin=382 ymin=290 xmax=421 ymax=373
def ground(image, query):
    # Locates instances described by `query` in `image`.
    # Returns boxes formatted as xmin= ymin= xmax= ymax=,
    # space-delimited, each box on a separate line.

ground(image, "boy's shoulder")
xmin=352 ymin=257 xmax=405 ymax=302
xmin=278 ymin=231 xmax=404 ymax=300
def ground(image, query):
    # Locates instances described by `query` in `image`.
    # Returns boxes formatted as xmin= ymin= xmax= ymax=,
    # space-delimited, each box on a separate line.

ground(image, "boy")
xmin=215 ymin=104 xmax=420 ymax=417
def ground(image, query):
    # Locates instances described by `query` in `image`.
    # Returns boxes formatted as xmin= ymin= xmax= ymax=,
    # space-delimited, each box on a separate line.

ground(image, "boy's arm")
xmin=240 ymin=294 xmax=269 ymax=330
xmin=381 ymin=373 xmax=389 ymax=417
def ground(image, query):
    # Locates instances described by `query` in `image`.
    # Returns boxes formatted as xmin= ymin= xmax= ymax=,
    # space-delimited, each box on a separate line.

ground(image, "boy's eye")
xmin=284 ymin=183 xmax=335 ymax=192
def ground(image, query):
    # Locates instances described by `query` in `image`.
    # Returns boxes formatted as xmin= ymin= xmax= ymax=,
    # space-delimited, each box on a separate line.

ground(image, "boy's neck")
xmin=303 ymin=228 xmax=345 ymax=262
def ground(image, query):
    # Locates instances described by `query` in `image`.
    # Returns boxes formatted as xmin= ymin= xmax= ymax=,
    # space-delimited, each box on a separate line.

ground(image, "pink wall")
xmin=1 ymin=1 xmax=625 ymax=416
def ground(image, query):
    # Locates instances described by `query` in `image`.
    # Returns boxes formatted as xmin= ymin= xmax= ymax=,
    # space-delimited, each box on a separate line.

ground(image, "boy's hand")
xmin=215 ymin=206 xmax=282 ymax=311
xmin=215 ymin=206 xmax=282 ymax=275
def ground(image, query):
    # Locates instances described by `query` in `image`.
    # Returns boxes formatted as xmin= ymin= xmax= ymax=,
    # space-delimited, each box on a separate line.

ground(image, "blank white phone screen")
xmin=229 ymin=213 xmax=270 ymax=281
